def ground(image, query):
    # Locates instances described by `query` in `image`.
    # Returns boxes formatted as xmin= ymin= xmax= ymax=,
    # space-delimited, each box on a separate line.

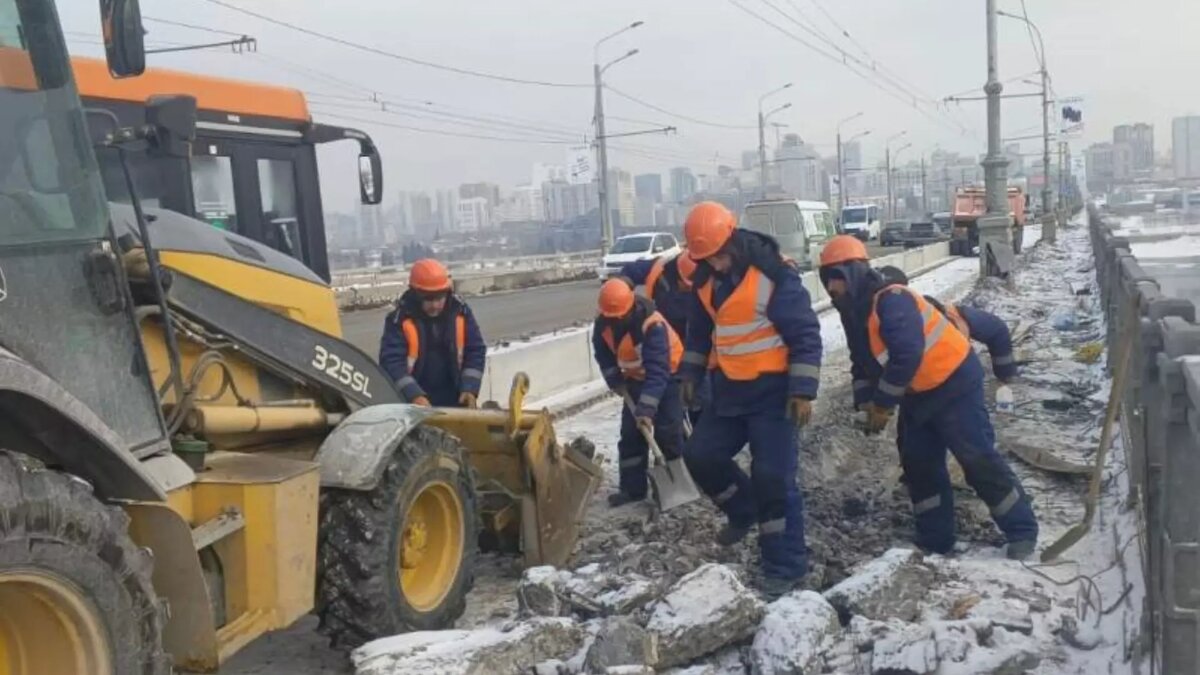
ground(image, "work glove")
xmin=785 ymin=396 xmax=813 ymax=427
xmin=635 ymin=416 xmax=655 ymax=437
xmin=681 ymin=379 xmax=697 ymax=409
xmin=412 ymin=396 xmax=432 ymax=407
xmin=458 ymin=392 xmax=478 ymax=409
xmin=864 ymin=402 xmax=893 ymax=434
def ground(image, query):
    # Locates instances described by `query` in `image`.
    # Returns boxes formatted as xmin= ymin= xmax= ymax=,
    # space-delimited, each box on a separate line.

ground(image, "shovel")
xmin=1040 ymin=296 xmax=1136 ymax=562
xmin=623 ymin=393 xmax=702 ymax=511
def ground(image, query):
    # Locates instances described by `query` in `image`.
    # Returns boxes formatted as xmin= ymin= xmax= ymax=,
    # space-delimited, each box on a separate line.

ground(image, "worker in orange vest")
xmin=819 ymin=236 xmax=1037 ymax=559
xmin=592 ymin=279 xmax=686 ymax=506
xmin=380 ymin=259 xmax=487 ymax=408
xmin=679 ymin=201 xmax=823 ymax=595
xmin=620 ymin=251 xmax=708 ymax=421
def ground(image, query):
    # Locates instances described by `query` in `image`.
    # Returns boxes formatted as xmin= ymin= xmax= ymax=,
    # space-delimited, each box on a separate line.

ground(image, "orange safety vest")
xmin=644 ymin=255 xmax=691 ymax=301
xmin=942 ymin=301 xmax=970 ymax=338
xmin=697 ymin=267 xmax=788 ymax=381
xmin=868 ymin=286 xmax=970 ymax=393
xmin=401 ymin=314 xmax=466 ymax=371
xmin=602 ymin=311 xmax=683 ymax=380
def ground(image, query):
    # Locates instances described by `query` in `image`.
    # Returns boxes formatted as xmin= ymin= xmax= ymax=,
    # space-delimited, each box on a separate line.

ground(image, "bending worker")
xmin=819 ymin=237 xmax=1037 ymax=559
xmin=680 ymin=201 xmax=822 ymax=594
xmin=380 ymin=258 xmax=487 ymax=408
xmin=878 ymin=265 xmax=1017 ymax=383
xmin=592 ymin=278 xmax=685 ymax=507
xmin=620 ymin=251 xmax=707 ymax=420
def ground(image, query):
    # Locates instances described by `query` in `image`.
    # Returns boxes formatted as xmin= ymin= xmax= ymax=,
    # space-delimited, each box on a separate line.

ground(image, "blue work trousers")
xmin=617 ymin=380 xmax=685 ymax=498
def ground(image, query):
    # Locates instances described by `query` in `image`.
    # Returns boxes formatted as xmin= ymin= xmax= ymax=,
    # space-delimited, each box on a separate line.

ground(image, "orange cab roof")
xmin=72 ymin=56 xmax=310 ymax=122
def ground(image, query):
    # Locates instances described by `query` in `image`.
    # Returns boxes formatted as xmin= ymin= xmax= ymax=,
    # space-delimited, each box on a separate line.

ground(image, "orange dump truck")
xmin=949 ymin=186 xmax=1027 ymax=255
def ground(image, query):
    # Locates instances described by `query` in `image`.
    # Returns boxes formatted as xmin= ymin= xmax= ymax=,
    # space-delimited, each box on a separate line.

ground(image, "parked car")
xmin=880 ymin=220 xmax=910 ymax=247
xmin=901 ymin=221 xmax=947 ymax=248
xmin=742 ymin=198 xmax=837 ymax=269
xmin=840 ymin=204 xmax=882 ymax=241
xmin=597 ymin=232 xmax=680 ymax=280
xmin=932 ymin=212 xmax=953 ymax=235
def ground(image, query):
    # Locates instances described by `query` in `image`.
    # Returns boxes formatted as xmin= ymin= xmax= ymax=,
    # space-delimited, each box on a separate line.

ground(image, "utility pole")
xmin=758 ymin=84 xmax=792 ymax=197
xmin=593 ymin=63 xmax=612 ymax=251
xmin=999 ymin=9 xmax=1054 ymax=245
xmin=920 ymin=156 xmax=928 ymax=215
xmin=979 ymin=0 xmax=1012 ymax=277
xmin=835 ymin=112 xmax=864 ymax=213
xmin=593 ymin=21 xmax=643 ymax=252
xmin=884 ymin=131 xmax=907 ymax=222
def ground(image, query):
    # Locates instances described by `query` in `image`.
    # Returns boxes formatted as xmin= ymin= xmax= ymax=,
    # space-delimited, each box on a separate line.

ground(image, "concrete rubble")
xmin=823 ymin=548 xmax=936 ymax=623
xmin=645 ymin=563 xmax=765 ymax=668
xmin=351 ymin=618 xmax=583 ymax=675
xmin=583 ymin=617 xmax=659 ymax=672
xmin=749 ymin=590 xmax=840 ymax=675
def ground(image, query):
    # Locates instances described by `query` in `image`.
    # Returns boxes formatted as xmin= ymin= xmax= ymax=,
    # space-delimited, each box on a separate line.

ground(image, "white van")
xmin=840 ymin=204 xmax=882 ymax=241
xmin=741 ymin=199 xmax=837 ymax=269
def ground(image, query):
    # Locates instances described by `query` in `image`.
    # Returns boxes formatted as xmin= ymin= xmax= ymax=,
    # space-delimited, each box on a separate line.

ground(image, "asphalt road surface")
xmin=338 ymin=244 xmax=904 ymax=354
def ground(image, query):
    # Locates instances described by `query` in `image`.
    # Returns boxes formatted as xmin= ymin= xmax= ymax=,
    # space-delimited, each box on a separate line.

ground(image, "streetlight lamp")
xmin=884 ymin=131 xmax=907 ymax=221
xmin=758 ymin=83 xmax=793 ymax=196
xmin=593 ymin=21 xmax=644 ymax=252
xmin=841 ymin=128 xmax=871 ymax=209
xmin=998 ymin=9 xmax=1052 ymax=245
xmin=835 ymin=112 xmax=864 ymax=211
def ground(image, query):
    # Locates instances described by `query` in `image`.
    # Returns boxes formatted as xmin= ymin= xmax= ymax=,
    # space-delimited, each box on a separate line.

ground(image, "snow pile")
xmin=645 ymin=564 xmax=765 ymax=668
xmin=352 ymin=618 xmax=582 ymax=675
xmin=749 ymin=590 xmax=840 ymax=674
xmin=1129 ymin=234 xmax=1200 ymax=260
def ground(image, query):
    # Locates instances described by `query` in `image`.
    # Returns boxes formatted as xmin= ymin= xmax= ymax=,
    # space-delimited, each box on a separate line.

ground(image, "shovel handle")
xmin=622 ymin=393 xmax=668 ymax=466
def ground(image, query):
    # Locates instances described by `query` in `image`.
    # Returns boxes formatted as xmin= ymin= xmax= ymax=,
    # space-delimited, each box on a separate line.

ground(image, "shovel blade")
xmin=648 ymin=458 xmax=703 ymax=511
xmin=1040 ymin=523 xmax=1088 ymax=562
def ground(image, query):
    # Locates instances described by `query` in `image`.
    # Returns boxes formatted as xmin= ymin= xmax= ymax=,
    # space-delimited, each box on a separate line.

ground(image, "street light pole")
xmin=884 ymin=131 xmax=907 ymax=221
xmin=836 ymin=112 xmax=863 ymax=212
xmin=999 ymin=9 xmax=1054 ymax=244
xmin=889 ymin=142 xmax=912 ymax=220
xmin=980 ymin=0 xmax=1012 ymax=276
xmin=758 ymin=83 xmax=792 ymax=197
xmin=593 ymin=21 xmax=643 ymax=252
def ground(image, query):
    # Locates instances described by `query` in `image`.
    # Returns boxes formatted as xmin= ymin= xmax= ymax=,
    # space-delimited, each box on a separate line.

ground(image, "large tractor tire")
xmin=0 ymin=452 xmax=169 ymax=675
xmin=316 ymin=425 xmax=479 ymax=649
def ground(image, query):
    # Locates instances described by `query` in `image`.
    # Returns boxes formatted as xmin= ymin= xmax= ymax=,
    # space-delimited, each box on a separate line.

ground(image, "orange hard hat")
xmin=675 ymin=251 xmax=697 ymax=282
xmin=684 ymin=201 xmax=736 ymax=260
xmin=409 ymin=258 xmax=452 ymax=292
xmin=819 ymin=235 xmax=869 ymax=267
xmin=598 ymin=278 xmax=635 ymax=318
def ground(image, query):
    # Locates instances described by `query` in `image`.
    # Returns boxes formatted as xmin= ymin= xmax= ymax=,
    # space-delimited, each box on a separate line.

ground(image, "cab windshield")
xmin=0 ymin=0 xmax=108 ymax=245
xmin=841 ymin=207 xmax=867 ymax=224
xmin=610 ymin=235 xmax=653 ymax=254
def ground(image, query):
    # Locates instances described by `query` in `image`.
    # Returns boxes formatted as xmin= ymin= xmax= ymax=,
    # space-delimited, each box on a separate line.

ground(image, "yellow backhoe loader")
xmin=0 ymin=2 xmax=600 ymax=673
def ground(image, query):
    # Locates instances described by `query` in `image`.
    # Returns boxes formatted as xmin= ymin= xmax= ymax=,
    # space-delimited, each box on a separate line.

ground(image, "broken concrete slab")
xmin=870 ymin=622 xmax=938 ymax=675
xmin=824 ymin=549 xmax=935 ymax=624
xmin=584 ymin=617 xmax=659 ymax=672
xmin=603 ymin=667 xmax=654 ymax=675
xmin=352 ymin=618 xmax=583 ymax=675
xmin=646 ymin=563 xmax=765 ymax=669
xmin=560 ymin=565 xmax=659 ymax=617
xmin=519 ymin=566 xmax=564 ymax=617
xmin=967 ymin=598 xmax=1033 ymax=636
xmin=931 ymin=620 xmax=993 ymax=665
xmin=749 ymin=590 xmax=840 ymax=675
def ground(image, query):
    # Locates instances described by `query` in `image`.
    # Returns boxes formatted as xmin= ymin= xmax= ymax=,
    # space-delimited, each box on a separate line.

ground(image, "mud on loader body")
xmin=0 ymin=4 xmax=600 ymax=673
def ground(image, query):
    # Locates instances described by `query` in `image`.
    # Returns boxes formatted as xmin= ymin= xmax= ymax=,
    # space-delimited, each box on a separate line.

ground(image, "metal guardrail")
xmin=331 ymin=249 xmax=603 ymax=288
xmin=1089 ymin=203 xmax=1200 ymax=674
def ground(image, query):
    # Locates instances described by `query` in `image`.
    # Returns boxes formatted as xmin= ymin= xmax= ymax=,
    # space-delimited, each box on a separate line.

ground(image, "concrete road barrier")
xmin=482 ymin=241 xmax=955 ymax=405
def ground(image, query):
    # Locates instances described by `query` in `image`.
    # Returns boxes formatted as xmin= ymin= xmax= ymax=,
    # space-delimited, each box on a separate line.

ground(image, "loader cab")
xmin=72 ymin=57 xmax=383 ymax=282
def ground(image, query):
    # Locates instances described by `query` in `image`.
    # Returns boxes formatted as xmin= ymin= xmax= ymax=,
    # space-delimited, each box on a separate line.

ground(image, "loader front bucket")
xmin=425 ymin=374 xmax=602 ymax=568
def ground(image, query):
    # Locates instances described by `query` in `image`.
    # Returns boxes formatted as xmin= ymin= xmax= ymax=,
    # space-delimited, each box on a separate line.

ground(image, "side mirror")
xmin=359 ymin=145 xmax=383 ymax=205
xmin=100 ymin=0 xmax=146 ymax=78
xmin=144 ymin=95 xmax=197 ymax=158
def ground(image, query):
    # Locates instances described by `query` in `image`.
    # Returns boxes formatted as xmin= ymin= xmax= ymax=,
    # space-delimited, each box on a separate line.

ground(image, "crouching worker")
xmin=820 ymin=239 xmax=1038 ymax=559
xmin=380 ymin=258 xmax=487 ymax=407
xmin=592 ymin=278 xmax=685 ymax=507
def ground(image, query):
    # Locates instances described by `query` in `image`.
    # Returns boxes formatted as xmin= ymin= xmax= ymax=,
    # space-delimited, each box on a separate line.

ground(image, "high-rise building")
xmin=777 ymin=134 xmax=827 ymax=201
xmin=459 ymin=182 xmax=501 ymax=208
xmin=435 ymin=189 xmax=458 ymax=235
xmin=669 ymin=167 xmax=698 ymax=204
xmin=634 ymin=173 xmax=663 ymax=203
xmin=1172 ymin=116 xmax=1200 ymax=179
xmin=456 ymin=197 xmax=491 ymax=232
xmin=543 ymin=180 xmax=598 ymax=222
xmin=741 ymin=150 xmax=758 ymax=171
xmin=497 ymin=185 xmax=545 ymax=223
xmin=1114 ymin=123 xmax=1154 ymax=172
xmin=1085 ymin=143 xmax=1115 ymax=193
xmin=606 ymin=169 xmax=636 ymax=229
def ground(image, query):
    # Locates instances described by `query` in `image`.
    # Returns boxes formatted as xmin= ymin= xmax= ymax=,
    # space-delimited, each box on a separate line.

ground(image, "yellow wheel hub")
xmin=0 ymin=570 xmax=113 ymax=675
xmin=398 ymin=481 xmax=465 ymax=613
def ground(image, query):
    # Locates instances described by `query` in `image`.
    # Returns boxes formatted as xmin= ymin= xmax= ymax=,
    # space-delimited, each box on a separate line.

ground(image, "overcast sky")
xmin=61 ymin=0 xmax=1200 ymax=211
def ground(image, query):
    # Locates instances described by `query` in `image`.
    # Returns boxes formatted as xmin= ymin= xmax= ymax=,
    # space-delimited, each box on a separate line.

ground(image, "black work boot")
xmin=1006 ymin=540 xmax=1036 ymax=561
xmin=757 ymin=575 xmax=804 ymax=600
xmin=607 ymin=491 xmax=645 ymax=508
xmin=716 ymin=522 xmax=752 ymax=547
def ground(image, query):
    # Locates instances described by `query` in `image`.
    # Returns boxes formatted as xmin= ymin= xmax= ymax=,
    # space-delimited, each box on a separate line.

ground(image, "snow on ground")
xmin=1129 ymin=234 xmax=1200 ymax=259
